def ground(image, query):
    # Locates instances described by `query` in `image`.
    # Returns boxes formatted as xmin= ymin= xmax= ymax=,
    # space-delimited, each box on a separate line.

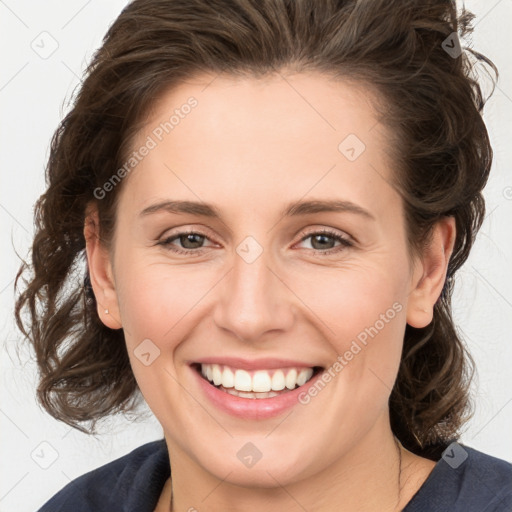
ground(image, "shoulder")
xmin=456 ymin=444 xmax=512 ymax=509
xmin=37 ymin=439 xmax=169 ymax=512
xmin=405 ymin=441 xmax=512 ymax=512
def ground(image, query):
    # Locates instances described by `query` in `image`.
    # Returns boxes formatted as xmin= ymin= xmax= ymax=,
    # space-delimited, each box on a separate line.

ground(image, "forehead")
xmin=121 ymin=71 xmax=398 ymax=220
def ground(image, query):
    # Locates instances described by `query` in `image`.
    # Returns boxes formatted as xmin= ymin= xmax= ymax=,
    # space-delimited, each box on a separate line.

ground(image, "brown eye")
xmin=158 ymin=230 xmax=213 ymax=255
xmin=297 ymin=229 xmax=353 ymax=256
xmin=175 ymin=233 xmax=206 ymax=249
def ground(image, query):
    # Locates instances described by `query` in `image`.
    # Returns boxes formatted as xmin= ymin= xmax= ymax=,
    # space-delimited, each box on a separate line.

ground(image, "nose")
xmin=213 ymin=242 xmax=295 ymax=343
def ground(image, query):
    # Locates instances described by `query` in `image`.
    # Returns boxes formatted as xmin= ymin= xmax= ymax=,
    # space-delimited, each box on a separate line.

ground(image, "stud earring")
xmin=105 ymin=309 xmax=109 ymax=314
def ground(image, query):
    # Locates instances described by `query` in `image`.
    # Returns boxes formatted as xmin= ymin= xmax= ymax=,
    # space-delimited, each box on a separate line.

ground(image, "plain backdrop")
xmin=1 ymin=1 xmax=511 ymax=511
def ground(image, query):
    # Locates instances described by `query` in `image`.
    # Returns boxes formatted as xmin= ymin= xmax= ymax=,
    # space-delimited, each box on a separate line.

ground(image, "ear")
xmin=84 ymin=204 xmax=122 ymax=329
xmin=406 ymin=216 xmax=456 ymax=328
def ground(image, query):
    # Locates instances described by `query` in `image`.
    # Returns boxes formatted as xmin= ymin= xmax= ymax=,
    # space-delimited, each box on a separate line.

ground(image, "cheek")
xmin=302 ymin=260 xmax=408 ymax=392
xmin=116 ymin=246 xmax=410 ymax=359
xmin=113 ymin=258 xmax=207 ymax=413
xmin=302 ymin=259 xmax=407 ymax=337
xmin=113 ymin=252 xmax=223 ymax=358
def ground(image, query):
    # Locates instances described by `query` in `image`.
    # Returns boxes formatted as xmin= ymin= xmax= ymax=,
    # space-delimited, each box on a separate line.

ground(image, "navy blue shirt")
xmin=38 ymin=439 xmax=512 ymax=511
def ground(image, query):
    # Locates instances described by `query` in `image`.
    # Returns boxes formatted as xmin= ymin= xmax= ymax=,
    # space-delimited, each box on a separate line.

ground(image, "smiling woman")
xmin=14 ymin=0 xmax=512 ymax=511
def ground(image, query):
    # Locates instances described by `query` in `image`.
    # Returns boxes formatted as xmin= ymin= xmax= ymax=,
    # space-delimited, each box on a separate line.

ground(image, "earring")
xmin=105 ymin=309 xmax=109 ymax=314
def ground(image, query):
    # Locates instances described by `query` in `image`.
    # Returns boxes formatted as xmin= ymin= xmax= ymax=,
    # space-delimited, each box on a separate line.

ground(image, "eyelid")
xmin=292 ymin=227 xmax=354 ymax=255
xmin=157 ymin=225 xmax=355 ymax=256
xmin=157 ymin=223 xmax=216 ymax=239
xmin=157 ymin=228 xmax=218 ymax=250
xmin=295 ymin=226 xmax=353 ymax=244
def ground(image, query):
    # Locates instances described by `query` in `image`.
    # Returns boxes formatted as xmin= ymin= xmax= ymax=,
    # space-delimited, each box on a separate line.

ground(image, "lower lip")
xmin=191 ymin=365 xmax=323 ymax=420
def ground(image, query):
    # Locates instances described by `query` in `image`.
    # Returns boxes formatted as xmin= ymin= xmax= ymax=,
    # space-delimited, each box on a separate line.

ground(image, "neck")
xmin=164 ymin=413 xmax=426 ymax=512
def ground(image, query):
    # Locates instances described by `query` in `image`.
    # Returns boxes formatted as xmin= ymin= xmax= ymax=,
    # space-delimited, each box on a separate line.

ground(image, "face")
xmin=89 ymin=72 xmax=444 ymax=487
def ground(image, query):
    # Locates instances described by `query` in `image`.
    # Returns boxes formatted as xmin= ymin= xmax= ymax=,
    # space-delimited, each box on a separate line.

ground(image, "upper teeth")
xmin=200 ymin=363 xmax=314 ymax=392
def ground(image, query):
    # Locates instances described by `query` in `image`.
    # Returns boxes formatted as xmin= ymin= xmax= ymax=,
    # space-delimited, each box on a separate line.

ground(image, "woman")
xmin=15 ymin=0 xmax=512 ymax=510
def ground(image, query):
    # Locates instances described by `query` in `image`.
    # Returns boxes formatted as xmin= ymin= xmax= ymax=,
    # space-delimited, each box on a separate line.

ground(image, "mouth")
xmin=191 ymin=362 xmax=324 ymax=400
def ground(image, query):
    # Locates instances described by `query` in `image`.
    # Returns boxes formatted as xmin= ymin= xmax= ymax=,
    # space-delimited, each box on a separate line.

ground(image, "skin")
xmin=85 ymin=71 xmax=455 ymax=511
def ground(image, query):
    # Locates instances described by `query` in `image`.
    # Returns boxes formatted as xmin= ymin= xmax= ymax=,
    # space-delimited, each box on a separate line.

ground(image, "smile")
xmin=198 ymin=362 xmax=320 ymax=398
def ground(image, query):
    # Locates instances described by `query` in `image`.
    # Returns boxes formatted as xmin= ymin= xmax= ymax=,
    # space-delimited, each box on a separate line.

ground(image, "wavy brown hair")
xmin=15 ymin=0 xmax=496 ymax=460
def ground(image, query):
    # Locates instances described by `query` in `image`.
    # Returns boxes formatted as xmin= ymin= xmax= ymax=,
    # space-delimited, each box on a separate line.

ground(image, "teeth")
xmin=199 ymin=363 xmax=314 ymax=393
xmin=221 ymin=366 xmax=234 ymax=388
xmin=271 ymin=370 xmax=286 ymax=391
xmin=212 ymin=364 xmax=222 ymax=386
xmin=234 ymin=369 xmax=252 ymax=391
xmin=297 ymin=368 xmax=311 ymax=386
xmin=222 ymin=387 xmax=280 ymax=399
xmin=285 ymin=368 xmax=298 ymax=390
xmin=253 ymin=371 xmax=272 ymax=392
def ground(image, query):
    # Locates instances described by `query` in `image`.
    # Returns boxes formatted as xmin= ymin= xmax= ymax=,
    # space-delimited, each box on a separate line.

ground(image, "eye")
xmin=157 ymin=227 xmax=353 ymax=256
xmin=295 ymin=228 xmax=353 ymax=256
xmin=157 ymin=230 xmax=215 ymax=255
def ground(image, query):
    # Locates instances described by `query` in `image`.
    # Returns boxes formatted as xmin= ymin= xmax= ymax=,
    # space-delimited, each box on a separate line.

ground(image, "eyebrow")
xmin=139 ymin=199 xmax=375 ymax=221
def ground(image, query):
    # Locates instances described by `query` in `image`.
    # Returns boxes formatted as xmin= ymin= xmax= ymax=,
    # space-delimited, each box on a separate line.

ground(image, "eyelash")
xmin=157 ymin=228 xmax=354 ymax=256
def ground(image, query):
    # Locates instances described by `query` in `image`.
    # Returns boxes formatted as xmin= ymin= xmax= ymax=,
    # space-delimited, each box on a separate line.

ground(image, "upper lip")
xmin=191 ymin=357 xmax=321 ymax=371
